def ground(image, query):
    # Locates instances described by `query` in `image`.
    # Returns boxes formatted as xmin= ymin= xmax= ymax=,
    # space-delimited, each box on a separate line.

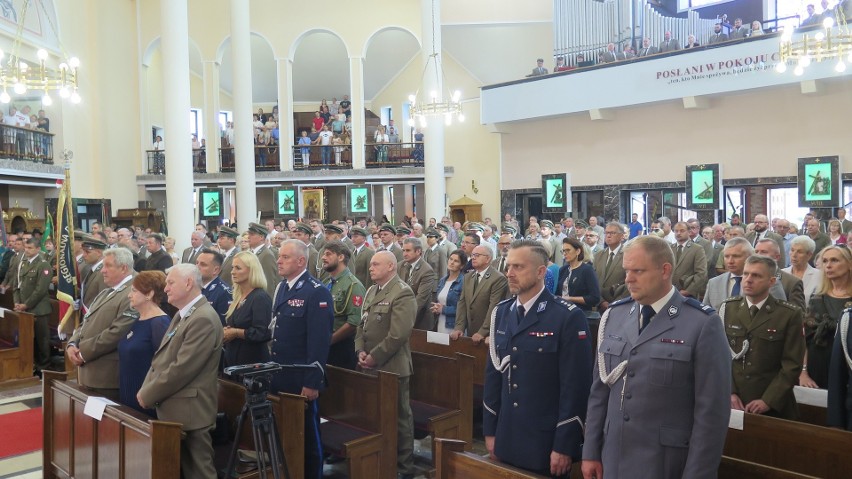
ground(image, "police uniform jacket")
xmin=13 ymin=255 xmax=52 ymax=316
xmin=269 ymin=271 xmax=333 ymax=394
xmin=670 ymin=240 xmax=707 ymax=298
xmin=328 ymin=267 xmax=366 ymax=332
xmin=350 ymin=245 xmax=374 ymax=290
xmin=399 ymin=258 xmax=437 ymax=331
xmin=583 ymin=291 xmax=731 ymax=479
xmin=721 ymin=295 xmax=804 ymax=419
xmin=593 ymin=247 xmax=629 ymax=304
xmin=453 ymin=266 xmax=509 ymax=338
xmin=143 ymin=248 xmax=173 ymax=273
xmin=68 ymin=274 xmax=136 ymax=389
xmin=827 ymin=310 xmax=852 ymax=430
xmin=355 ymin=275 xmax=416 ymax=377
xmin=202 ymin=276 xmax=232 ymax=326
xmin=484 ymin=290 xmax=593 ymax=471
xmin=254 ymin=244 xmax=281 ymax=298
xmin=138 ymin=296 xmax=223 ymax=431
xmin=219 ymin=247 xmax=237 ymax=287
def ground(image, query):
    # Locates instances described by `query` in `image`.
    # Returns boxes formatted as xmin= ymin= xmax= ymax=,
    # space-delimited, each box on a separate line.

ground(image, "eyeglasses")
xmin=562 ymin=249 xmax=573 ymax=254
xmin=604 ymin=231 xmax=622 ymax=235
xmin=470 ymin=253 xmax=487 ymax=259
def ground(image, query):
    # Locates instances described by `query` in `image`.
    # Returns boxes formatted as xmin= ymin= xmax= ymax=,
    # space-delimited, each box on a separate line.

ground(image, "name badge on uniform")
xmin=660 ymin=338 xmax=685 ymax=344
xmin=288 ymin=299 xmax=305 ymax=307
xmin=529 ymin=331 xmax=554 ymax=337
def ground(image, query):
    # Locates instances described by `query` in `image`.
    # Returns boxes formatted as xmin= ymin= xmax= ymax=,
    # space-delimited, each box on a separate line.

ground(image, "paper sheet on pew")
xmin=84 ymin=396 xmax=118 ymax=421
xmin=728 ymin=409 xmax=744 ymax=430
xmin=794 ymin=385 xmax=828 ymax=407
xmin=426 ymin=331 xmax=450 ymax=345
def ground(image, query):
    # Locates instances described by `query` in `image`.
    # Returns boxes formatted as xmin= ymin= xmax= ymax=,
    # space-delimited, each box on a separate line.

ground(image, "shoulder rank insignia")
xmin=684 ymin=297 xmax=715 ymax=314
xmin=722 ymin=296 xmax=742 ymax=303
xmin=610 ymin=296 xmax=635 ymax=308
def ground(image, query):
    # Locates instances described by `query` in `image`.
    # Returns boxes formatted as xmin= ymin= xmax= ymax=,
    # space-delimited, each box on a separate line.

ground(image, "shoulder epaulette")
xmin=554 ymin=296 xmax=577 ymax=311
xmin=684 ymin=297 xmax=715 ymax=315
xmin=844 ymin=306 xmax=852 ymax=314
xmin=722 ymin=296 xmax=743 ymax=303
xmin=609 ymin=296 xmax=635 ymax=308
xmin=496 ymin=296 xmax=515 ymax=307
xmin=777 ymin=300 xmax=801 ymax=311
xmin=309 ymin=278 xmax=323 ymax=288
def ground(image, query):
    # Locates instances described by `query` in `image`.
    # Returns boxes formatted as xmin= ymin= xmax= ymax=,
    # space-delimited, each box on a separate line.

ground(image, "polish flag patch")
xmin=353 ymin=295 xmax=363 ymax=307
xmin=43 ymin=269 xmax=51 ymax=276
xmin=578 ymin=330 xmax=588 ymax=340
xmin=319 ymin=302 xmax=328 ymax=308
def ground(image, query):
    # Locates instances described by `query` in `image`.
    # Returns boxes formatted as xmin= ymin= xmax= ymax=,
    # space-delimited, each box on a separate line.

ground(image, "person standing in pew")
xmin=269 ymin=239 xmax=333 ymax=479
xmin=828 ymin=306 xmax=852 ymax=430
xmin=722 ymin=255 xmax=805 ymax=420
xmin=137 ymin=264 xmax=223 ymax=479
xmin=356 ymin=250 xmax=418 ymax=479
xmin=449 ymin=245 xmax=509 ymax=344
xmin=484 ymin=240 xmax=593 ymax=477
xmin=582 ymin=236 xmax=730 ymax=479
xmin=321 ymin=240 xmax=365 ymax=370
xmin=196 ymin=248 xmax=232 ymax=326
xmin=13 ymin=237 xmax=53 ymax=375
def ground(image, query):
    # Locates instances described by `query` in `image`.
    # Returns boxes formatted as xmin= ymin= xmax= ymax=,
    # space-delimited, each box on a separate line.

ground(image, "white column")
xmin=202 ymin=60 xmax=221 ymax=173
xmin=231 ymin=0 xmax=257 ymax=225
xmin=160 ymin=0 xmax=194 ymax=250
xmin=349 ymin=56 xmax=366 ymax=169
xmin=421 ymin=0 xmax=447 ymax=220
xmin=276 ymin=57 xmax=294 ymax=171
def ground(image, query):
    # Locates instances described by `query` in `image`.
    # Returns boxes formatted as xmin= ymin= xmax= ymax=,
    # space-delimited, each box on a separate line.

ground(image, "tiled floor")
xmin=0 ymin=384 xmax=43 ymax=478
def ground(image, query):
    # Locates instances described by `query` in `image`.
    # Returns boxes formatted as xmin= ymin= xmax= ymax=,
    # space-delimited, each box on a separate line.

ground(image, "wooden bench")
xmin=410 ymin=351 xmax=475 ymax=455
xmin=724 ymin=410 xmax=852 ymax=479
xmin=42 ymin=370 xmax=182 ymax=478
xmin=318 ymin=366 xmax=398 ymax=479
xmin=216 ymin=378 xmax=305 ymax=479
xmin=719 ymin=456 xmax=819 ymax=478
xmin=0 ymin=307 xmax=34 ymax=381
xmin=433 ymin=438 xmax=547 ymax=478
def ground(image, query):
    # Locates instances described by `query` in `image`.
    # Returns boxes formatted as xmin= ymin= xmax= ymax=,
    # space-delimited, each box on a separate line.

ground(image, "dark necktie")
xmin=516 ymin=305 xmax=525 ymax=327
xmin=731 ymin=276 xmax=742 ymax=296
xmin=605 ymin=251 xmax=615 ymax=276
xmin=676 ymin=245 xmax=683 ymax=264
xmin=749 ymin=305 xmax=759 ymax=318
xmin=473 ymin=272 xmax=481 ymax=291
xmin=640 ymin=305 xmax=655 ymax=333
xmin=499 ymin=256 xmax=506 ymax=273
xmin=327 ymin=278 xmax=336 ymax=292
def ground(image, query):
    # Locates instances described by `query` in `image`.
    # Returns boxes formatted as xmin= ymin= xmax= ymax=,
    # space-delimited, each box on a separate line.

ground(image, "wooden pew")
xmin=319 ymin=366 xmax=398 ymax=479
xmin=410 ymin=329 xmax=488 ymax=388
xmin=724 ymin=411 xmax=852 ymax=479
xmin=0 ymin=307 xmax=34 ymax=381
xmin=216 ymin=378 xmax=305 ymax=479
xmin=410 ymin=351 xmax=474 ymax=453
xmin=48 ymin=298 xmax=76 ymax=376
xmin=433 ymin=438 xmax=547 ymax=479
xmin=719 ymin=456 xmax=819 ymax=479
xmin=42 ymin=370 xmax=182 ymax=478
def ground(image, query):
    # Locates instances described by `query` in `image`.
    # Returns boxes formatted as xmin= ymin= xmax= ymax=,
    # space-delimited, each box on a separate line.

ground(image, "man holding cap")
xmin=245 ymin=222 xmax=280 ymax=298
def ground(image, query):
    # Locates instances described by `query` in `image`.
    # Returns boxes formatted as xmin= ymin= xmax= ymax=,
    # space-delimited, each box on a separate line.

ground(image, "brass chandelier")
xmin=778 ymin=10 xmax=852 ymax=75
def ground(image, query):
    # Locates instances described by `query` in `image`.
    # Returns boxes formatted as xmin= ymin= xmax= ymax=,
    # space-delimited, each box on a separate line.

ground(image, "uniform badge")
xmin=668 ymin=305 xmax=678 ymax=316
xmin=126 ymin=331 xmax=134 ymax=340
xmin=43 ymin=269 xmax=50 ymax=276
xmin=630 ymin=304 xmax=636 ymax=314
xmin=530 ymin=331 xmax=554 ymax=337
xmin=537 ymin=302 xmax=547 ymax=312
xmin=288 ymin=299 xmax=305 ymax=307
xmin=578 ymin=330 xmax=587 ymax=339
xmin=296 ymin=280 xmax=304 ymax=289
xmin=319 ymin=302 xmax=328 ymax=308
xmin=661 ymin=338 xmax=685 ymax=344
xmin=353 ymin=295 xmax=363 ymax=307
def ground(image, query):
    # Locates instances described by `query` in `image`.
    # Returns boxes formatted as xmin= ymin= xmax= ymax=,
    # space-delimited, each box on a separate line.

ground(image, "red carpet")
xmin=0 ymin=407 xmax=42 ymax=458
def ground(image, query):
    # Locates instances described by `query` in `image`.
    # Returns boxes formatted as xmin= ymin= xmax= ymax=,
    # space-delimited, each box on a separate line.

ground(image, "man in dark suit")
xmin=708 ymin=23 xmax=729 ymax=44
xmin=484 ymin=240 xmax=592 ymax=477
xmin=216 ymin=225 xmax=239 ymax=286
xmin=0 ymin=234 xmax=23 ymax=293
xmin=582 ymin=236 xmax=730 ymax=479
xmin=349 ymin=226 xmax=375 ymax=289
xmin=245 ymin=222 xmax=280 ymax=298
xmin=450 ymin=245 xmax=509 ymax=343
xmin=196 ymin=248 xmax=231 ymax=326
xmin=142 ymin=233 xmax=173 ymax=273
xmin=837 ymin=207 xmax=852 ymax=233
xmin=13 ymin=238 xmax=53 ymax=373
xmin=594 ymin=222 xmax=629 ymax=310
xmin=138 ymin=264 xmax=223 ymax=479
xmin=637 ymin=37 xmax=659 ymax=57
xmin=729 ymin=18 xmax=750 ymax=39
xmin=659 ymin=31 xmax=680 ymax=52
xmin=270 ymin=240 xmax=333 ymax=479
xmin=66 ymin=247 xmax=137 ymax=397
xmin=601 ymin=43 xmax=618 ymax=63
xmin=180 ymin=231 xmax=205 ymax=265
xmin=529 ymin=58 xmax=549 ymax=76
xmin=670 ymin=222 xmax=707 ymax=298
xmin=399 ymin=237 xmax=437 ymax=330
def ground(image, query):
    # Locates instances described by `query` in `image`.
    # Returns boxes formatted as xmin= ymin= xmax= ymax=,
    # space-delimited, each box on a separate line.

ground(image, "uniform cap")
xmin=246 ymin=222 xmax=268 ymax=236
xmin=435 ymin=223 xmax=450 ymax=233
xmin=540 ymin=220 xmax=554 ymax=229
xmin=81 ymin=234 xmax=108 ymax=250
xmin=350 ymin=226 xmax=369 ymax=237
xmin=324 ymin=224 xmax=344 ymax=234
xmin=501 ymin=224 xmax=517 ymax=236
xmin=396 ymin=225 xmax=411 ymax=235
xmin=218 ymin=225 xmax=239 ymax=239
xmin=293 ymin=222 xmax=313 ymax=235
xmin=378 ymin=223 xmax=397 ymax=235
xmin=425 ymin=228 xmax=441 ymax=238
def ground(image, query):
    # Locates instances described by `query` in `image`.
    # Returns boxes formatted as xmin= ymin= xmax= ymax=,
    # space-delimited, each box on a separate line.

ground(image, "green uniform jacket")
xmin=255 ymin=245 xmax=281 ymax=298
xmin=722 ymin=295 xmax=805 ymax=419
xmin=2 ymin=252 xmax=23 ymax=290
xmin=350 ymin=245 xmax=375 ymax=290
xmin=355 ymin=275 xmax=416 ymax=378
xmin=328 ymin=267 xmax=366 ymax=332
xmin=13 ymin=255 xmax=52 ymax=316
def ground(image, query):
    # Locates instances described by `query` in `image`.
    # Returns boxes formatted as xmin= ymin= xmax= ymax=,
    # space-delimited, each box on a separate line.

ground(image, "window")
xmin=724 ymin=187 xmax=745 ymax=223
xmin=218 ymin=111 xmax=233 ymax=131
xmin=189 ymin=109 xmax=202 ymax=140
xmin=766 ymin=187 xmax=809 ymax=228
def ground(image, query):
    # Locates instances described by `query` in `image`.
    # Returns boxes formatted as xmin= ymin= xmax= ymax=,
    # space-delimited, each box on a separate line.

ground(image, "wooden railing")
xmin=144 ymin=149 xmax=206 ymax=175
xmin=0 ymin=123 xmax=54 ymax=164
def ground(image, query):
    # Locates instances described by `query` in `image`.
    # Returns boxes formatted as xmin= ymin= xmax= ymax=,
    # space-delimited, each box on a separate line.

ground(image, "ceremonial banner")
xmin=41 ymin=214 xmax=53 ymax=252
xmin=56 ymin=175 xmax=78 ymax=335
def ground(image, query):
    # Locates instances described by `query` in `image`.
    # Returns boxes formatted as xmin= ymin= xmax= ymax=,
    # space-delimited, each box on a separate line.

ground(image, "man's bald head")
xmin=369 ymin=250 xmax=398 ymax=285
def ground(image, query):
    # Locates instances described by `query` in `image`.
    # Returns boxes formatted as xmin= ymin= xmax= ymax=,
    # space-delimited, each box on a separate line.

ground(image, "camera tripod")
xmin=223 ymin=373 xmax=290 ymax=479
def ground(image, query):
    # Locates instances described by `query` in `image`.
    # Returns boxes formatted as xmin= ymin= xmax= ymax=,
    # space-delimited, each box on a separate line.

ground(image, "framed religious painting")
xmin=347 ymin=184 xmax=371 ymax=217
xmin=198 ymin=188 xmax=224 ymax=221
xmin=798 ymin=156 xmax=840 ymax=208
xmin=301 ymin=188 xmax=326 ymax=221
xmin=273 ymin=186 xmax=299 ymax=220
xmin=541 ymin=173 xmax=569 ymax=214
xmin=685 ymin=164 xmax=721 ymax=211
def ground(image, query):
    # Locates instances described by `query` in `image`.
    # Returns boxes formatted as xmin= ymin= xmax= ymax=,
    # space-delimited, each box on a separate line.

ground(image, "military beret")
xmin=293 ymin=222 xmax=313 ymax=235
xmin=396 ymin=225 xmax=411 ymax=235
xmin=425 ymin=228 xmax=440 ymax=238
xmin=378 ymin=223 xmax=397 ymax=235
xmin=81 ymin=234 xmax=108 ymax=250
xmin=350 ymin=226 xmax=369 ymax=237
xmin=501 ymin=224 xmax=517 ymax=235
xmin=540 ymin=220 xmax=554 ymax=229
xmin=324 ymin=223 xmax=344 ymax=234
xmin=218 ymin=225 xmax=239 ymax=239
xmin=246 ymin=222 xmax=268 ymax=236
xmin=435 ymin=223 xmax=450 ymax=233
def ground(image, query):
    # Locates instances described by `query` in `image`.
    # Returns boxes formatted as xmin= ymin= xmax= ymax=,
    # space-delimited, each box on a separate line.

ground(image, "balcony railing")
xmin=292 ymin=144 xmax=353 ymax=170
xmin=0 ymin=124 xmax=54 ymax=164
xmin=219 ymin=145 xmax=280 ymax=173
xmin=365 ymin=142 xmax=423 ymax=168
xmin=145 ymin=149 xmax=207 ymax=175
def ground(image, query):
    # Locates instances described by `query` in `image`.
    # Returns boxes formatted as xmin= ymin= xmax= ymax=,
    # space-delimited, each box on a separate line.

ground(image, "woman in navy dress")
xmin=118 ymin=271 xmax=170 ymax=416
xmin=556 ymin=237 xmax=601 ymax=311
xmin=223 ymin=251 xmax=272 ymax=367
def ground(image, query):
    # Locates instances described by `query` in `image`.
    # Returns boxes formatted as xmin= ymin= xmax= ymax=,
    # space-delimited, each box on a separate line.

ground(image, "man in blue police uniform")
xmin=484 ymin=239 xmax=593 ymax=477
xmin=196 ymin=248 xmax=231 ymax=326
xmin=269 ymin=239 xmax=333 ymax=479
xmin=582 ymin=235 xmax=730 ymax=479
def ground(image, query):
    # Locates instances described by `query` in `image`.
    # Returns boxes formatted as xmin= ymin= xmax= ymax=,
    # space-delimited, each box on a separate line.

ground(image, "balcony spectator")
xmin=191 ymin=134 xmax=201 ymax=149
xmin=602 ymin=43 xmax=618 ymax=63
xmin=320 ymin=104 xmax=332 ymax=125
xmin=3 ymin=106 xmax=18 ymax=156
xmin=329 ymin=97 xmax=339 ymax=116
xmin=315 ymin=124 xmax=333 ymax=167
xmin=388 ymin=126 xmax=400 ymax=143
xmin=820 ymin=0 xmax=835 ymax=21
xmin=709 ymin=24 xmax=729 ymax=44
xmin=637 ymin=37 xmax=659 ymax=57
xmin=554 ymin=56 xmax=572 ymax=71
xmin=684 ymin=34 xmax=700 ymax=49
xmin=719 ymin=13 xmax=733 ymax=34
xmin=659 ymin=31 xmax=680 ymax=53
xmin=801 ymin=4 xmax=820 ymax=27
xmin=319 ymin=98 xmax=329 ymax=115
xmin=730 ymin=18 xmax=750 ymax=39
xmin=529 ymin=58 xmax=548 ymax=76
xmin=412 ymin=129 xmax=424 ymax=162
xmin=257 ymin=107 xmax=267 ymax=123
xmin=309 ymin=126 xmax=319 ymax=144
xmin=298 ymin=130 xmax=312 ymax=165
xmin=374 ymin=125 xmax=389 ymax=163
xmin=312 ymin=111 xmax=324 ymax=132
xmin=152 ymin=135 xmax=165 ymax=150
xmin=618 ymin=45 xmax=635 ymax=60
xmin=36 ymin=109 xmax=49 ymax=158
xmin=575 ymin=53 xmax=588 ymax=66
xmin=224 ymin=121 xmax=234 ymax=147
xmin=750 ymin=21 xmax=765 ymax=36
xmin=265 ymin=116 xmax=278 ymax=145
xmin=331 ymin=114 xmax=345 ymax=135
xmin=332 ymin=135 xmax=344 ymax=166
xmin=339 ymin=94 xmax=352 ymax=119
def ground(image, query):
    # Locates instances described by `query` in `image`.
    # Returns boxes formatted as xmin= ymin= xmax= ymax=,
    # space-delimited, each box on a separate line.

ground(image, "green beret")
xmin=324 ymin=224 xmax=344 ymax=234
xmin=350 ymin=226 xmax=369 ymax=237
xmin=293 ymin=222 xmax=313 ymax=235
xmin=81 ymin=234 xmax=108 ymax=250
xmin=378 ymin=223 xmax=397 ymax=235
xmin=218 ymin=225 xmax=239 ymax=239
xmin=246 ymin=222 xmax=268 ymax=236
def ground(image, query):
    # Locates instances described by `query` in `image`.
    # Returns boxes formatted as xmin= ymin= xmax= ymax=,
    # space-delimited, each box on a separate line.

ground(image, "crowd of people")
xmin=2 ymin=104 xmax=51 ymax=160
xmin=4 ymin=203 xmax=852 ymax=477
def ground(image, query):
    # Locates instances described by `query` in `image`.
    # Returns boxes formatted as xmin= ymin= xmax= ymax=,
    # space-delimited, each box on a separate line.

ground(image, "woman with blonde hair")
xmin=801 ymin=246 xmax=852 ymax=388
xmin=163 ymin=236 xmax=179 ymax=265
xmin=222 ymin=251 xmax=272 ymax=367
xmin=828 ymin=219 xmax=846 ymax=245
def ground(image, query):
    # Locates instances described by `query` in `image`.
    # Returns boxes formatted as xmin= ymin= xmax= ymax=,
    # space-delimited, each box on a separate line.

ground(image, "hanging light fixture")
xmin=0 ymin=0 xmax=81 ymax=105
xmin=778 ymin=9 xmax=852 ymax=76
xmin=408 ymin=0 xmax=463 ymax=127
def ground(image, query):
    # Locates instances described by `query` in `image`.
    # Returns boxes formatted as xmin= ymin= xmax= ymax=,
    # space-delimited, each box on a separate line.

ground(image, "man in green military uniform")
xmin=245 ymin=222 xmax=280 ymax=298
xmin=291 ymin=222 xmax=321 ymax=280
xmin=721 ymin=255 xmax=804 ymax=420
xmin=356 ymin=250 xmax=417 ymax=478
xmin=316 ymin=223 xmax=345 ymax=283
xmin=321 ymin=240 xmax=366 ymax=369
xmin=349 ymin=226 xmax=375 ymax=290
xmin=13 ymin=237 xmax=53 ymax=373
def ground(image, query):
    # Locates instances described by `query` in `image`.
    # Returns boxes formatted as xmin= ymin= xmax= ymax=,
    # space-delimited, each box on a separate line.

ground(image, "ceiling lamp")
xmin=778 ymin=10 xmax=852 ymax=74
xmin=408 ymin=0 xmax=463 ymax=127
xmin=0 ymin=0 xmax=81 ymax=105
